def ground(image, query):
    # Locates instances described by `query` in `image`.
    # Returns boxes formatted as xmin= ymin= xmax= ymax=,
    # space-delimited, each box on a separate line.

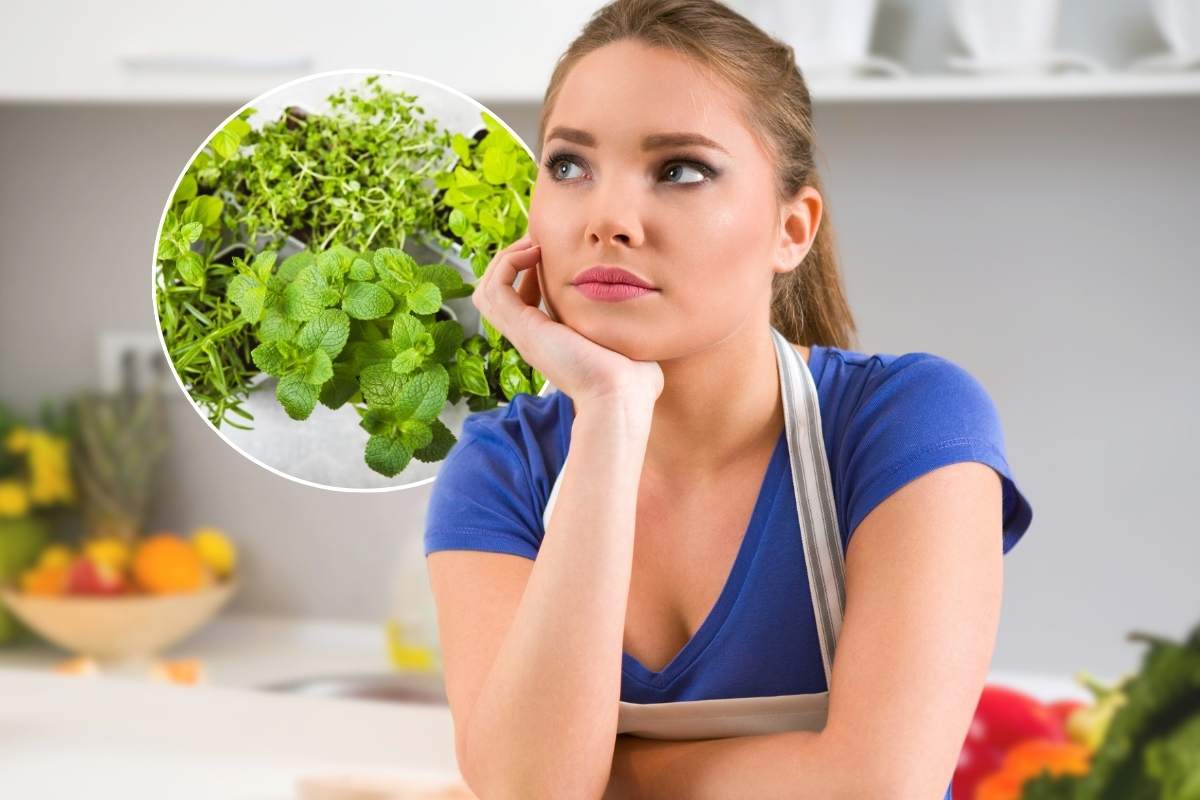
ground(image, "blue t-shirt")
xmin=424 ymin=343 xmax=1032 ymax=787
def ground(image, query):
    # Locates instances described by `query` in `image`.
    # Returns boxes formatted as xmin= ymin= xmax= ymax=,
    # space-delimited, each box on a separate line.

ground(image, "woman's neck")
xmin=642 ymin=323 xmax=805 ymax=479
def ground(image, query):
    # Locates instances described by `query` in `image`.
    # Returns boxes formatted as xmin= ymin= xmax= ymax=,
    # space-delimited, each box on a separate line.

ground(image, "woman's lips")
xmin=572 ymin=283 xmax=658 ymax=302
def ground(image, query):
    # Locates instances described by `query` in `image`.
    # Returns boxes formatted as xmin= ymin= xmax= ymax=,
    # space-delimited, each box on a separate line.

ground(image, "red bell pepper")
xmin=953 ymin=685 xmax=1067 ymax=799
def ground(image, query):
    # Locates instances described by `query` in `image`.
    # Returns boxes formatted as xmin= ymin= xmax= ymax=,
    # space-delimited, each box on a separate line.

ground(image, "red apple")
xmin=65 ymin=556 xmax=127 ymax=596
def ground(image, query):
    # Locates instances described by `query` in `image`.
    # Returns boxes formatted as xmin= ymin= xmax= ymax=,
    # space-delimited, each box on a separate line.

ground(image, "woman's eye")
xmin=663 ymin=162 xmax=708 ymax=184
xmin=551 ymin=158 xmax=584 ymax=180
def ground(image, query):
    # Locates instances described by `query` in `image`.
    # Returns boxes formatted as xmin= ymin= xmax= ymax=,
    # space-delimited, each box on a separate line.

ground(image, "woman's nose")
xmin=586 ymin=182 xmax=644 ymax=248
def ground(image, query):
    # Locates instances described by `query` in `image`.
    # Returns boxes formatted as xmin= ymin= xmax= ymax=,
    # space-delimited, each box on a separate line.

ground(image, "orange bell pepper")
xmin=975 ymin=739 xmax=1091 ymax=800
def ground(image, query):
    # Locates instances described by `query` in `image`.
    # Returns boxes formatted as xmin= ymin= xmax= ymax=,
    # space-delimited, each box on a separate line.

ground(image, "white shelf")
xmin=806 ymin=71 xmax=1200 ymax=103
xmin=4 ymin=71 xmax=1198 ymax=108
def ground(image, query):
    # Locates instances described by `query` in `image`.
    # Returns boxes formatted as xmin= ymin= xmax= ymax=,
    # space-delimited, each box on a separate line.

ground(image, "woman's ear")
xmin=772 ymin=186 xmax=823 ymax=275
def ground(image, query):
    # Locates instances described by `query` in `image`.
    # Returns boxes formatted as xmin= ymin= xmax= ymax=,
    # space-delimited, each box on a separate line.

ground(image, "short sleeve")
xmin=423 ymin=414 xmax=544 ymax=561
xmin=839 ymin=354 xmax=1033 ymax=555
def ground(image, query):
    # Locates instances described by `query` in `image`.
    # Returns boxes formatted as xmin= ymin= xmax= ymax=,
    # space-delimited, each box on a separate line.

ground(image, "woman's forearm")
xmin=605 ymin=731 xmax=854 ymax=800
xmin=462 ymin=397 xmax=654 ymax=800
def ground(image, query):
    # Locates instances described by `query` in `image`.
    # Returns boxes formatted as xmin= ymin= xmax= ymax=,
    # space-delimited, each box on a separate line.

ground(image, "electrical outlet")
xmin=97 ymin=331 xmax=175 ymax=396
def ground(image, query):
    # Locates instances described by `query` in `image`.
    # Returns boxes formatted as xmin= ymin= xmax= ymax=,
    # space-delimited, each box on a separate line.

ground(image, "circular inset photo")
xmin=152 ymin=69 xmax=551 ymax=492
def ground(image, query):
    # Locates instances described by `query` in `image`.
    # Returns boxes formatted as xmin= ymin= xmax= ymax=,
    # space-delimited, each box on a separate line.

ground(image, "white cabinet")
xmin=0 ymin=0 xmax=598 ymax=104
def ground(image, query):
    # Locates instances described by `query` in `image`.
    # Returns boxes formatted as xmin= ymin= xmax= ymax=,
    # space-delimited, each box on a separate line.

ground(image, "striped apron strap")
xmin=771 ymin=326 xmax=847 ymax=690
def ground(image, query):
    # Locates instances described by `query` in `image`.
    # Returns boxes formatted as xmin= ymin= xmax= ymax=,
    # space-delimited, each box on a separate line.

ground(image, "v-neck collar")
xmin=619 ymin=427 xmax=789 ymax=687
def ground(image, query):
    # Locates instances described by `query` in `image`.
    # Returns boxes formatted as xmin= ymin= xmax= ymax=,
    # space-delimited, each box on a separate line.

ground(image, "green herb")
xmin=155 ymin=113 xmax=259 ymax=429
xmin=155 ymin=74 xmax=549 ymax=476
xmin=1020 ymin=620 xmax=1200 ymax=800
xmin=228 ymin=243 xmax=489 ymax=477
xmin=431 ymin=110 xmax=545 ymax=402
xmin=215 ymin=74 xmax=455 ymax=255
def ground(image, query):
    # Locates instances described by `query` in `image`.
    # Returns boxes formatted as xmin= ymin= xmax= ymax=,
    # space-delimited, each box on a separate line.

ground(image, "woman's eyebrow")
xmin=545 ymin=126 xmax=729 ymax=155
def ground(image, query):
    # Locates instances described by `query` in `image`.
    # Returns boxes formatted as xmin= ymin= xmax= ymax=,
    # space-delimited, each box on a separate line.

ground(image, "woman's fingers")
xmin=516 ymin=258 xmax=542 ymax=308
xmin=474 ymin=242 xmax=545 ymax=354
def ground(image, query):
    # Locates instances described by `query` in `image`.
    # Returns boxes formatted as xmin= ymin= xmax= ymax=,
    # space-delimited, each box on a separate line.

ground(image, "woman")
xmin=424 ymin=1 xmax=1033 ymax=797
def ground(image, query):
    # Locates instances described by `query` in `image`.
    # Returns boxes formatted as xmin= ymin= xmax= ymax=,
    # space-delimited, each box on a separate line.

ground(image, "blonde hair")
xmin=537 ymin=0 xmax=860 ymax=350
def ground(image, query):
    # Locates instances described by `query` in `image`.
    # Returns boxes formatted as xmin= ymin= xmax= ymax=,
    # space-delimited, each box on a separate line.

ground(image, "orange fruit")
xmin=131 ymin=533 xmax=211 ymax=594
xmin=21 ymin=563 xmax=69 ymax=596
xmin=150 ymin=658 xmax=205 ymax=685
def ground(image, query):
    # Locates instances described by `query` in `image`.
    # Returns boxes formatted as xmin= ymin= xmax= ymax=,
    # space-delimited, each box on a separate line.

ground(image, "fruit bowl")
xmin=0 ymin=579 xmax=237 ymax=660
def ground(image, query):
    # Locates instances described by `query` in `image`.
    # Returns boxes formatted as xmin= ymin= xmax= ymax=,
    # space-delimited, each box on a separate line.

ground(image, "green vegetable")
xmin=1021 ymin=620 xmax=1200 ymax=800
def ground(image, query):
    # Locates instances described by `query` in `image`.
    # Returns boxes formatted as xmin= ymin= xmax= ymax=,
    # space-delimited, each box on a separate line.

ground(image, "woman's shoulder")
xmin=813 ymin=343 xmax=988 ymax=408
xmin=449 ymin=389 xmax=571 ymax=497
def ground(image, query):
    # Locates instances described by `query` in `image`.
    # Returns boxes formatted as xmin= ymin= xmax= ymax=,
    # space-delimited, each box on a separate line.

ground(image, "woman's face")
xmin=528 ymin=39 xmax=813 ymax=362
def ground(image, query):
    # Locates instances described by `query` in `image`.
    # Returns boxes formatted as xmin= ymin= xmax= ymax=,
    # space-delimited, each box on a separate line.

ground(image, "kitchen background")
xmin=2 ymin=0 xmax=1197 ymax=686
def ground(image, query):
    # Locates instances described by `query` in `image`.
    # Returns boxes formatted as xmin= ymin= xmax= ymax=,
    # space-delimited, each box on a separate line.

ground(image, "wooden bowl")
xmin=0 ymin=580 xmax=237 ymax=660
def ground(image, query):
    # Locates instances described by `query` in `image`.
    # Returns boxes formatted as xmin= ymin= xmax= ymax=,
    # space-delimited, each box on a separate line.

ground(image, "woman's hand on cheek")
xmin=473 ymin=233 xmax=664 ymax=412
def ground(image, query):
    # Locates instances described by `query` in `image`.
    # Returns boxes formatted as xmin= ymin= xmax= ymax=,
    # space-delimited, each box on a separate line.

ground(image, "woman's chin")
xmin=558 ymin=307 xmax=660 ymax=361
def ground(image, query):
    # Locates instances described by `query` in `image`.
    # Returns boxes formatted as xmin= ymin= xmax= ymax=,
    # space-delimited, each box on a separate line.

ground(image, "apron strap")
xmin=771 ymin=327 xmax=846 ymax=690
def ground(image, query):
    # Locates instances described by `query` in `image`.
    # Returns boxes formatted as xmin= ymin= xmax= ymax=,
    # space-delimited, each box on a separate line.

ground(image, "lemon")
xmin=386 ymin=619 xmax=438 ymax=673
xmin=84 ymin=537 xmax=131 ymax=572
xmin=37 ymin=543 xmax=73 ymax=570
xmin=190 ymin=527 xmax=236 ymax=578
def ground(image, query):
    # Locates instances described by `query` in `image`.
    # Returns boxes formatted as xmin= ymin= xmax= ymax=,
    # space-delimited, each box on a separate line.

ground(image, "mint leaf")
xmin=392 ymin=349 xmax=424 ymax=375
xmin=317 ymin=245 xmax=355 ymax=282
xmin=394 ymin=364 xmax=449 ymax=421
xmin=228 ymin=273 xmax=267 ymax=322
xmin=258 ymin=304 xmax=299 ymax=343
xmin=251 ymin=249 xmax=277 ymax=281
xmin=365 ymin=434 xmax=411 ymax=477
xmin=407 ymin=282 xmax=442 ymax=314
xmin=284 ymin=264 xmax=330 ymax=322
xmin=319 ymin=362 xmax=359 ymax=410
xmin=390 ymin=313 xmax=426 ymax=349
xmin=398 ymin=418 xmax=434 ymax=452
xmin=275 ymin=251 xmax=314 ymax=288
xmin=251 ymin=342 xmax=288 ymax=376
xmin=348 ymin=339 xmax=398 ymax=371
xmin=343 ymin=281 xmax=394 ymax=320
xmin=276 ymin=374 xmax=318 ymax=420
xmin=349 ymin=257 xmax=375 ymax=281
xmin=430 ymin=320 xmax=465 ymax=362
xmin=304 ymin=348 xmax=333 ymax=385
xmin=359 ymin=363 xmax=404 ymax=406
xmin=360 ymin=407 xmax=394 ymax=436
xmin=297 ymin=309 xmax=351 ymax=360
xmin=413 ymin=418 xmax=457 ymax=463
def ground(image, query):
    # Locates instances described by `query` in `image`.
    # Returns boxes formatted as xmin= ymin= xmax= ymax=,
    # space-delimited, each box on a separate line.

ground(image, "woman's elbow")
xmin=458 ymin=738 xmax=611 ymax=800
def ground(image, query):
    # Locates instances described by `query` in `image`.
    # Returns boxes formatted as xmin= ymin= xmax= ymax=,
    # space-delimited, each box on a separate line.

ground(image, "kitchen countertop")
xmin=0 ymin=613 xmax=1098 ymax=799
xmin=0 ymin=614 xmax=463 ymax=799
xmin=0 ymin=668 xmax=463 ymax=800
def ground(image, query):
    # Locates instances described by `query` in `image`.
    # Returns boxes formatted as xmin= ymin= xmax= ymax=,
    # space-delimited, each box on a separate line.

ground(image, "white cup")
xmin=945 ymin=0 xmax=1104 ymax=73
xmin=741 ymin=0 xmax=906 ymax=78
xmin=948 ymin=0 xmax=1060 ymax=64
xmin=1151 ymin=0 xmax=1200 ymax=58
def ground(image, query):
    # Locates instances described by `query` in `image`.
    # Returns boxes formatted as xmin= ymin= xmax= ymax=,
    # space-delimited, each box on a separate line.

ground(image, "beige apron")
xmin=540 ymin=327 xmax=847 ymax=740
